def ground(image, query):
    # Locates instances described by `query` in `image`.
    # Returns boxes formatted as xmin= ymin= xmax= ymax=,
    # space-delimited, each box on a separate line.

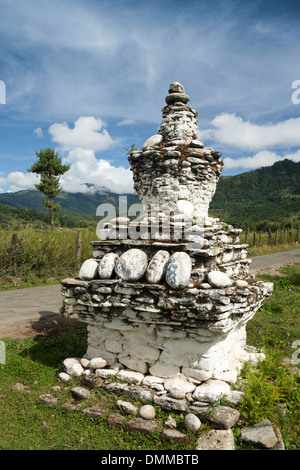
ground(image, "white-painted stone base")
xmin=83 ymin=319 xmax=259 ymax=381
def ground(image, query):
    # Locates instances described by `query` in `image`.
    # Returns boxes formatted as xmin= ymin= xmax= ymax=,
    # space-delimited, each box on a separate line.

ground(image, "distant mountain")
xmin=0 ymin=187 xmax=139 ymax=217
xmin=0 ymin=159 xmax=299 ymax=229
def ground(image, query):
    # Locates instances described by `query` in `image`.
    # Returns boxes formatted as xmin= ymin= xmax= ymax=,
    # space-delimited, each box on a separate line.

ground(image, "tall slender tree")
xmin=28 ymin=148 xmax=70 ymax=225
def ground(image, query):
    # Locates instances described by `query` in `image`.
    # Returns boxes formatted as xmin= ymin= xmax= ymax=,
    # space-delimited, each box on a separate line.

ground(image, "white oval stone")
xmin=98 ymin=253 xmax=119 ymax=279
xmin=115 ymin=248 xmax=148 ymax=281
xmin=165 ymin=252 xmax=192 ymax=289
xmin=63 ymin=358 xmax=84 ymax=377
xmin=142 ymin=134 xmax=163 ymax=149
xmin=88 ymin=357 xmax=107 ymax=369
xmin=184 ymin=413 xmax=201 ymax=432
xmin=117 ymin=370 xmax=144 ymax=384
xmin=207 ymin=271 xmax=232 ymax=288
xmin=146 ymin=250 xmax=170 ymax=284
xmin=164 ymin=376 xmax=196 ymax=395
xmin=235 ymin=279 xmax=248 ymax=288
xmin=175 ymin=200 xmax=194 ymax=222
xmin=139 ymin=404 xmax=156 ymax=420
xmin=80 ymin=358 xmax=90 ymax=368
xmin=78 ymin=258 xmax=99 ymax=280
xmin=58 ymin=372 xmax=71 ymax=383
xmin=192 ymin=379 xmax=230 ymax=403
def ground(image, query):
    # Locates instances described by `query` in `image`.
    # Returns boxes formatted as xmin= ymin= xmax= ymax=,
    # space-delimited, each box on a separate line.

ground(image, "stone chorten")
xmin=61 ymin=83 xmax=273 ymax=384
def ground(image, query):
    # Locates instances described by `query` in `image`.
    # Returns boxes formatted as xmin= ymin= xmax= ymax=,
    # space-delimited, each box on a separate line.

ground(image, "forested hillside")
xmin=0 ymin=204 xmax=98 ymax=228
xmin=0 ymin=188 xmax=139 ymax=216
xmin=210 ymin=159 xmax=300 ymax=229
xmin=0 ymin=159 xmax=299 ymax=230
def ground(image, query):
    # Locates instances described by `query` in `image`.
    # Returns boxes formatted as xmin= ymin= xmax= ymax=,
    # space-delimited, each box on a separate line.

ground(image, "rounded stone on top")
xmin=169 ymin=82 xmax=185 ymax=94
xmin=165 ymin=93 xmax=190 ymax=105
xmin=166 ymin=81 xmax=190 ymax=105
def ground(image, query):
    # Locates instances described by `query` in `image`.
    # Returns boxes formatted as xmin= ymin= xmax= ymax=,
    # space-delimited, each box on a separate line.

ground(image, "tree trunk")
xmin=77 ymin=230 xmax=82 ymax=269
xmin=50 ymin=198 xmax=54 ymax=225
xmin=8 ymin=233 xmax=18 ymax=267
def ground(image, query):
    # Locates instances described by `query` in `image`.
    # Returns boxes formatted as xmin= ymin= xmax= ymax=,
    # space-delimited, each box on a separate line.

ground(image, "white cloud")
xmin=49 ymin=117 xmax=134 ymax=194
xmin=33 ymin=127 xmax=43 ymax=138
xmin=60 ymin=149 xmax=133 ymax=194
xmin=199 ymin=114 xmax=300 ymax=151
xmin=117 ymin=119 xmax=136 ymax=126
xmin=49 ymin=116 xmax=115 ymax=151
xmin=0 ymin=171 xmax=39 ymax=192
xmin=224 ymin=149 xmax=300 ymax=170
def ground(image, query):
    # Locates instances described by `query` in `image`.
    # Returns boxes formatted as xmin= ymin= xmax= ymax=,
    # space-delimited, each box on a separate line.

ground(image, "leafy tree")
xmin=27 ymin=148 xmax=70 ymax=225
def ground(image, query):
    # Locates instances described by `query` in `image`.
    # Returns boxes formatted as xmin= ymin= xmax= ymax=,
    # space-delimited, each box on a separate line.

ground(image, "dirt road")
xmin=249 ymin=249 xmax=300 ymax=273
xmin=0 ymin=284 xmax=73 ymax=338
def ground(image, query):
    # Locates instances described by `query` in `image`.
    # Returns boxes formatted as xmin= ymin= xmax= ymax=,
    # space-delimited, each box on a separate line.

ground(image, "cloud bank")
xmin=199 ymin=113 xmax=300 ymax=151
xmin=199 ymin=113 xmax=300 ymax=170
xmin=50 ymin=116 xmax=134 ymax=194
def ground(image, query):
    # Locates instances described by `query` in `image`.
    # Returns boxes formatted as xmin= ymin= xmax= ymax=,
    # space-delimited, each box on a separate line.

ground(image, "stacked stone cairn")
xmin=60 ymin=83 xmax=273 ymax=436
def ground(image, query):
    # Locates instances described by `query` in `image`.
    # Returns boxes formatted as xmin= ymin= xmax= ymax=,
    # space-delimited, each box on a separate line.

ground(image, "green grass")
xmin=0 ymin=265 xmax=299 ymax=450
xmin=236 ymin=264 xmax=300 ymax=450
xmin=247 ymin=265 xmax=300 ymax=350
xmin=0 ymin=328 xmax=196 ymax=450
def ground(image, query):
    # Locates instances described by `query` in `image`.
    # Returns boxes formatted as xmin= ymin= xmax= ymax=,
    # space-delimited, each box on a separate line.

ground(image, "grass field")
xmin=0 ymin=264 xmax=299 ymax=450
xmin=0 ymin=227 xmax=95 ymax=290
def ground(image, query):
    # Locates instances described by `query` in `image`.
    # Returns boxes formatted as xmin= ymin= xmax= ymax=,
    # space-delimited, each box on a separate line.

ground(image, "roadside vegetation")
xmin=0 ymin=227 xmax=95 ymax=290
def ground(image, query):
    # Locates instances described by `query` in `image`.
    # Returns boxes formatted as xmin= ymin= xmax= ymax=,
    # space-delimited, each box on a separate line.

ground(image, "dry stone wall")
xmin=61 ymin=82 xmax=273 ymax=389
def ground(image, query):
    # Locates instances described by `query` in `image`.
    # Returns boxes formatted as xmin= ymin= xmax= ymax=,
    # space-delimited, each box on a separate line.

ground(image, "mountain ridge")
xmin=0 ymin=159 xmax=299 ymax=229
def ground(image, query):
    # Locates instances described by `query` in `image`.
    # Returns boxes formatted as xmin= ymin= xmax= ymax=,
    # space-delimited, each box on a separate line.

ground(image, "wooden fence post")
xmin=245 ymin=228 xmax=249 ymax=244
xmin=268 ymin=229 xmax=273 ymax=246
xmin=8 ymin=233 xmax=18 ymax=267
xmin=76 ymin=230 xmax=82 ymax=268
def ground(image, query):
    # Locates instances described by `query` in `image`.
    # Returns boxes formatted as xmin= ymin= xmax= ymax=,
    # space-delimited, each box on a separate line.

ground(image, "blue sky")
xmin=1 ymin=0 xmax=300 ymax=194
